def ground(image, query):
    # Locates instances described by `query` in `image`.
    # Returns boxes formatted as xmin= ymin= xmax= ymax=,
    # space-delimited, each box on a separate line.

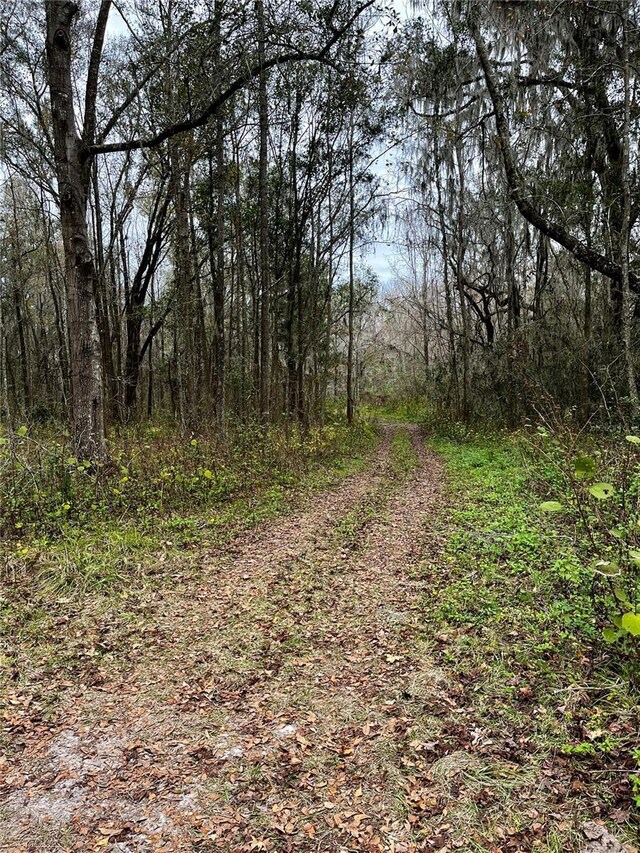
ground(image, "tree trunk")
xmin=454 ymin=132 xmax=470 ymax=420
xmin=433 ymin=121 xmax=459 ymax=416
xmin=504 ymin=200 xmax=519 ymax=426
xmin=421 ymin=255 xmax=429 ymax=388
xmin=91 ymin=165 xmax=119 ymax=425
xmin=346 ymin=112 xmax=356 ymax=425
xmin=212 ymin=119 xmax=226 ymax=429
xmin=257 ymin=0 xmax=271 ymax=424
xmin=619 ymin=2 xmax=638 ymax=410
xmin=45 ymin=1 xmax=106 ymax=459
xmin=170 ymin=151 xmax=196 ymax=430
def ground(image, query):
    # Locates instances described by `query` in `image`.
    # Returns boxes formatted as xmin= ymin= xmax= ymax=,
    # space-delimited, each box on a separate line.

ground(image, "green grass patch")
xmin=360 ymin=398 xmax=431 ymax=424
xmin=0 ymin=419 xmax=377 ymax=595
xmin=428 ymin=435 xmax=593 ymax=637
xmin=332 ymin=426 xmax=420 ymax=548
xmin=418 ymin=430 xmax=640 ymax=841
xmin=389 ymin=426 xmax=420 ymax=474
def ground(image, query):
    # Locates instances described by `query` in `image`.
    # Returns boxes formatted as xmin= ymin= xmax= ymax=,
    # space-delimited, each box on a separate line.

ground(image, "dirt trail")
xmin=1 ymin=424 xmax=446 ymax=853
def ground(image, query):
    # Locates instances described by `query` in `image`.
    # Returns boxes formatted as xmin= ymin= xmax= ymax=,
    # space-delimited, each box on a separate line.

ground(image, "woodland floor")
xmin=0 ymin=425 xmax=637 ymax=852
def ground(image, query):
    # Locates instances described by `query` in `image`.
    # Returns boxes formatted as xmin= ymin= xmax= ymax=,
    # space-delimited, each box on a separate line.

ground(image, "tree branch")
xmin=84 ymin=0 xmax=375 ymax=159
xmin=470 ymin=12 xmax=638 ymax=290
xmin=96 ymin=19 xmax=208 ymax=145
xmin=517 ymin=74 xmax=581 ymax=91
xmin=140 ymin=301 xmax=172 ymax=361
xmin=82 ymin=0 xmax=111 ymax=147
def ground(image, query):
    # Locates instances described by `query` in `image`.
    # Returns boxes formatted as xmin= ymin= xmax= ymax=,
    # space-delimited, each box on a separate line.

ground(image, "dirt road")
xmin=1 ymin=425 xmax=451 ymax=852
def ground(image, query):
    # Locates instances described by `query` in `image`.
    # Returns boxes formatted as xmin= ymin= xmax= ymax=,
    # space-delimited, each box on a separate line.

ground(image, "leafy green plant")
xmin=533 ymin=424 xmax=640 ymax=655
xmin=631 ymin=748 xmax=640 ymax=808
xmin=561 ymin=741 xmax=597 ymax=757
xmin=0 ymin=418 xmax=377 ymax=593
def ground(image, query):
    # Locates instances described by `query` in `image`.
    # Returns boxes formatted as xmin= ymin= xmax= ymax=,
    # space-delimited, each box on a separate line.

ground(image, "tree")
xmin=37 ymin=0 xmax=376 ymax=456
xmin=45 ymin=0 xmax=111 ymax=459
xmin=386 ymin=0 xmax=640 ymax=421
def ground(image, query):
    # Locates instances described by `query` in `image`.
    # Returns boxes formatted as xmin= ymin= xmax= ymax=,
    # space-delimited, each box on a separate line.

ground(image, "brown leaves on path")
xmin=2 ymin=425 xmax=633 ymax=852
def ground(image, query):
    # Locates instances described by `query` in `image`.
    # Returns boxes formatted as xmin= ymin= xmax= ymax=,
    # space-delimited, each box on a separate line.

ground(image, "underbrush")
xmin=421 ymin=432 xmax=640 ymax=836
xmin=360 ymin=398 xmax=431 ymax=423
xmin=0 ymin=417 xmax=376 ymax=595
xmin=527 ymin=423 xmax=640 ymax=657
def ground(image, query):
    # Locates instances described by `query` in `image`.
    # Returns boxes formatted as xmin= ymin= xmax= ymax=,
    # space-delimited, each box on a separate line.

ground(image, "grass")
xmin=415 ymin=429 xmax=640 ymax=848
xmin=3 ymin=409 xmax=640 ymax=849
xmin=332 ymin=426 xmax=420 ymax=548
xmin=0 ymin=418 xmax=377 ymax=596
xmin=0 ymin=417 xmax=379 ymax=711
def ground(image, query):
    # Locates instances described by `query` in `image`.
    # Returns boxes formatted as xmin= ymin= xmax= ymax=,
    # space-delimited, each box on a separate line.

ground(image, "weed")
xmin=526 ymin=422 xmax=640 ymax=656
xmin=0 ymin=419 xmax=376 ymax=595
xmin=421 ymin=430 xmax=640 ymax=836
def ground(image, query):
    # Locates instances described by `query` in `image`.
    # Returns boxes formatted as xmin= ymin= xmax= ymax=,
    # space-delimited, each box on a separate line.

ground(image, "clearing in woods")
xmin=0 ymin=425 xmax=633 ymax=852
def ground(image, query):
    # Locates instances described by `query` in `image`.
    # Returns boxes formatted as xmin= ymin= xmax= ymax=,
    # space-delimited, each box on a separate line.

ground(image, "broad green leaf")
xmin=540 ymin=500 xmax=563 ymax=512
xmin=17 ymin=425 xmax=27 ymax=437
xmin=602 ymin=627 xmax=620 ymax=643
xmin=629 ymin=549 xmax=640 ymax=568
xmin=574 ymin=455 xmax=596 ymax=479
xmin=614 ymin=614 xmax=624 ymax=629
xmin=589 ymin=482 xmax=615 ymax=500
xmin=0 ymin=437 xmax=7 ymax=445
xmin=614 ymin=587 xmax=630 ymax=604
xmin=626 ymin=435 xmax=640 ymax=445
xmin=204 ymin=469 xmax=213 ymax=479
xmin=66 ymin=457 xmax=78 ymax=466
xmin=592 ymin=559 xmax=620 ymax=576
xmin=621 ymin=612 xmax=640 ymax=636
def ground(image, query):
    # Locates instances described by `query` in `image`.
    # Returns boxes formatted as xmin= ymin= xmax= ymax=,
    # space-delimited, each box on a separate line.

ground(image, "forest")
xmin=2 ymin=1 xmax=640 ymax=851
